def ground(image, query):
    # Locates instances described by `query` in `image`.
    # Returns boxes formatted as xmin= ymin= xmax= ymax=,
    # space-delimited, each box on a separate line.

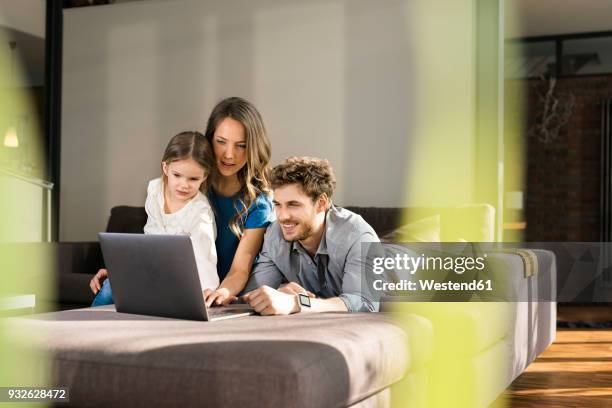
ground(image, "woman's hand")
xmin=278 ymin=282 xmax=316 ymax=298
xmin=203 ymin=288 xmax=238 ymax=307
xmin=89 ymin=268 xmax=108 ymax=294
xmin=207 ymin=227 xmax=267 ymax=307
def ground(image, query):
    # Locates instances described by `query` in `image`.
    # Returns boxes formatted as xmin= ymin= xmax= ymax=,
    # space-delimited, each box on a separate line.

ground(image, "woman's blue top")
xmin=208 ymin=188 xmax=274 ymax=281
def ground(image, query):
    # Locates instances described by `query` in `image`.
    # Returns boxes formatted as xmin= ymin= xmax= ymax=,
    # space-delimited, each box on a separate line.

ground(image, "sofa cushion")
xmin=344 ymin=206 xmax=404 ymax=237
xmin=437 ymin=204 xmax=495 ymax=242
xmin=11 ymin=307 xmax=412 ymax=408
xmin=381 ymin=215 xmax=441 ymax=243
xmin=345 ymin=204 xmax=494 ymax=242
xmin=106 ymin=206 xmax=147 ymax=233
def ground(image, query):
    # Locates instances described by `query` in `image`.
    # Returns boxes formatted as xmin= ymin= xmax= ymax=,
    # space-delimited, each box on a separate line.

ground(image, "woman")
xmin=202 ymin=96 xmax=274 ymax=306
xmin=89 ymin=97 xmax=274 ymax=307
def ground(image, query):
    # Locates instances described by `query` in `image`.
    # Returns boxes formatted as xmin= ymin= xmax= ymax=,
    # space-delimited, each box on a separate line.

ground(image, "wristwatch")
xmin=298 ymin=293 xmax=311 ymax=311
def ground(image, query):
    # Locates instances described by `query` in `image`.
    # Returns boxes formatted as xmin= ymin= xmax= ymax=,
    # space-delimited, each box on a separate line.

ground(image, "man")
xmin=242 ymin=156 xmax=379 ymax=315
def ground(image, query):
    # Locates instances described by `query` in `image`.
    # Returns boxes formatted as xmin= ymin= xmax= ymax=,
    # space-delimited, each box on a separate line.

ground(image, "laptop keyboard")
xmin=208 ymin=307 xmax=253 ymax=318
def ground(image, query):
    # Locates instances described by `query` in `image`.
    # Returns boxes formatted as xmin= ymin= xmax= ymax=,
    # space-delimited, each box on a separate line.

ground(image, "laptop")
xmin=98 ymin=233 xmax=254 ymax=321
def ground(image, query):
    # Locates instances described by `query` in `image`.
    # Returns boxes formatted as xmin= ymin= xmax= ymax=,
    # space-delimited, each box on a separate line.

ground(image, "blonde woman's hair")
xmin=205 ymin=97 xmax=272 ymax=238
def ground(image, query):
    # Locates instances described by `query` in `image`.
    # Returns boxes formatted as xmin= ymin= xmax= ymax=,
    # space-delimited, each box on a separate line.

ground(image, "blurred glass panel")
xmin=506 ymin=40 xmax=556 ymax=79
xmin=563 ymin=36 xmax=612 ymax=76
xmin=0 ymin=0 xmax=46 ymax=180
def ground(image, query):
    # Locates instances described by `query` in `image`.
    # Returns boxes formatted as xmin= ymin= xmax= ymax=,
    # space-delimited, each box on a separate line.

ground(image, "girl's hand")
xmin=90 ymin=268 xmax=108 ymax=294
xmin=203 ymin=288 xmax=238 ymax=307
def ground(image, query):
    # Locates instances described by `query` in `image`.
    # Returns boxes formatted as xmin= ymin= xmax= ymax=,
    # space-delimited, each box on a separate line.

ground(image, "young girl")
xmin=90 ymin=131 xmax=219 ymax=305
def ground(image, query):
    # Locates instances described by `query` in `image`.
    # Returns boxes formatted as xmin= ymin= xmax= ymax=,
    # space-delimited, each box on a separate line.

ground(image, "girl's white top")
xmin=143 ymin=178 xmax=219 ymax=290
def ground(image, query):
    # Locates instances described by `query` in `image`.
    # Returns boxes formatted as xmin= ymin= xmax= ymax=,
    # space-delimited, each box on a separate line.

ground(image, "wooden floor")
xmin=505 ymin=329 xmax=612 ymax=407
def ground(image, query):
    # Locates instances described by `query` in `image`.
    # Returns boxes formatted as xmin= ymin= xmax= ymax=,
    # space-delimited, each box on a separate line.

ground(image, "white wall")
xmin=0 ymin=0 xmax=45 ymax=38
xmin=61 ymin=0 xmax=480 ymax=241
xmin=60 ymin=0 xmax=419 ymax=241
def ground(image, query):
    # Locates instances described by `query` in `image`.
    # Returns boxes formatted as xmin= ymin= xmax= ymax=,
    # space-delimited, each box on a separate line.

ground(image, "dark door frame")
xmin=44 ymin=0 xmax=63 ymax=241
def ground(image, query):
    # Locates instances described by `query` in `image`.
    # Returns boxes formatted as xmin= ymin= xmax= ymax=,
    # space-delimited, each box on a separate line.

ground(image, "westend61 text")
xmin=372 ymin=279 xmax=493 ymax=292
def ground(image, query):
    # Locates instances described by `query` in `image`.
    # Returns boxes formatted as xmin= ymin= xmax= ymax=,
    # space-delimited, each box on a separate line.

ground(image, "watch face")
xmin=299 ymin=294 xmax=311 ymax=307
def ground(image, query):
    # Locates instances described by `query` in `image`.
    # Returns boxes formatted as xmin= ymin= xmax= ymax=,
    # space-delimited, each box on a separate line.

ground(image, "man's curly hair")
xmin=270 ymin=157 xmax=336 ymax=203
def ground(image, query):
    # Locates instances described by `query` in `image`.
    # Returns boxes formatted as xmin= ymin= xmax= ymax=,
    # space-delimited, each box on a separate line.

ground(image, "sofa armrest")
xmin=54 ymin=242 xmax=104 ymax=307
xmin=57 ymin=242 xmax=104 ymax=275
xmin=9 ymin=242 xmax=103 ymax=309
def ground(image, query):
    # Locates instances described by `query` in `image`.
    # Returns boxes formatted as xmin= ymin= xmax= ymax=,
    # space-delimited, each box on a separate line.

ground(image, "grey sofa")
xmin=49 ymin=204 xmax=498 ymax=309
xmin=23 ymin=204 xmax=555 ymax=407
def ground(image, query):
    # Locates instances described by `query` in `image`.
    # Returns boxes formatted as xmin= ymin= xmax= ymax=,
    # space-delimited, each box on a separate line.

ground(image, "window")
xmin=506 ymin=31 xmax=612 ymax=79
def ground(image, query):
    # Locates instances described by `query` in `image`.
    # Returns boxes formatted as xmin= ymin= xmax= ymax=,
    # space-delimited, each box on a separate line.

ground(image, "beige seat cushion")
xmin=381 ymin=215 xmax=441 ymax=243
xmin=402 ymin=204 xmax=495 ymax=242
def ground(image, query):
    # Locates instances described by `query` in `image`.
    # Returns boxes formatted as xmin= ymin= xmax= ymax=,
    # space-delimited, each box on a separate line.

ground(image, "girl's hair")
xmin=204 ymin=97 xmax=272 ymax=238
xmin=161 ymin=131 xmax=214 ymax=193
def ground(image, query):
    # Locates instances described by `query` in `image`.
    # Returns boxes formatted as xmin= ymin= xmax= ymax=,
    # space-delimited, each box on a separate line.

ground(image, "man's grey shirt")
xmin=243 ymin=206 xmax=379 ymax=312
